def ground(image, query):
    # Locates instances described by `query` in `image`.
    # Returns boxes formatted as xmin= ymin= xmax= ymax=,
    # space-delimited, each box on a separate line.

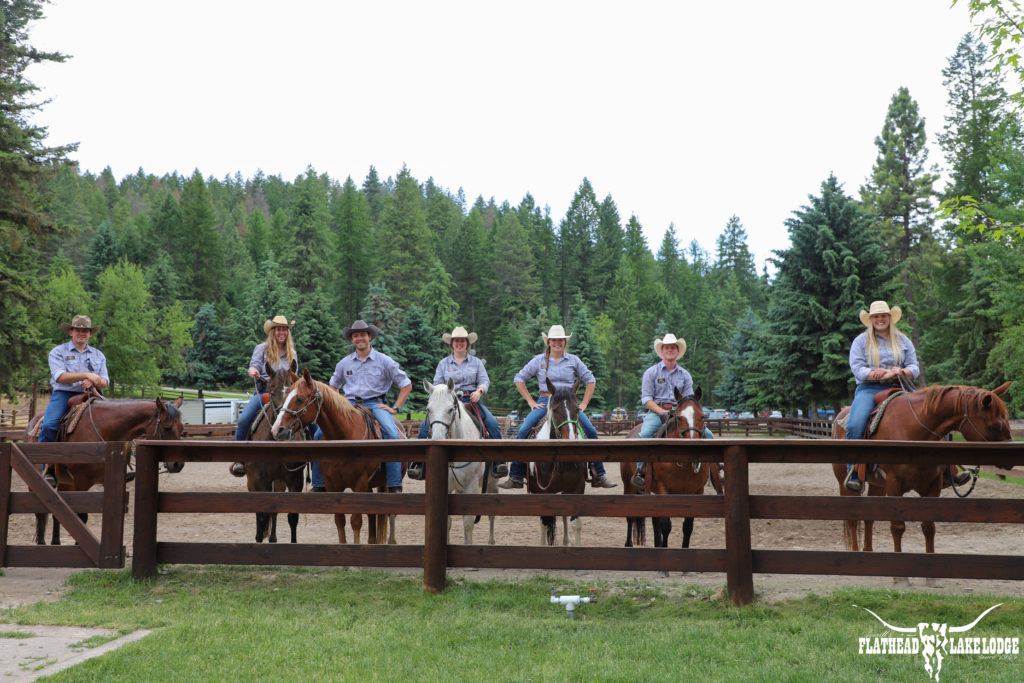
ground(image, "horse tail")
xmin=843 ymin=519 xmax=860 ymax=551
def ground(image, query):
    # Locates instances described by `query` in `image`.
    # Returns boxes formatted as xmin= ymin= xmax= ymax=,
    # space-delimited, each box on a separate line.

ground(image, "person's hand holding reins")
xmin=469 ymin=389 xmax=483 ymax=403
xmin=248 ymin=367 xmax=260 ymax=379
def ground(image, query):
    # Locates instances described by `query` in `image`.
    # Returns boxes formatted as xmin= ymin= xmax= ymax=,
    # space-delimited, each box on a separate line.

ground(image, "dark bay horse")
xmin=245 ymin=362 xmax=305 ymax=544
xmin=271 ymin=368 xmax=400 ymax=545
xmin=832 ymin=382 xmax=1013 ymax=581
xmin=527 ymin=379 xmax=587 ymax=546
xmin=27 ymin=395 xmax=185 ymax=545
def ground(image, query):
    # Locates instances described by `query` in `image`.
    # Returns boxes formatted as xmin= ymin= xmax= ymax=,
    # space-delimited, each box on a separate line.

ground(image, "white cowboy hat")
xmin=442 ymin=326 xmax=478 ymax=345
xmin=541 ymin=325 xmax=571 ymax=342
xmin=859 ymin=301 xmax=902 ymax=327
xmin=342 ymin=319 xmax=379 ymax=342
xmin=654 ymin=333 xmax=686 ymax=358
xmin=61 ymin=314 xmax=100 ymax=334
xmin=263 ymin=315 xmax=295 ymax=334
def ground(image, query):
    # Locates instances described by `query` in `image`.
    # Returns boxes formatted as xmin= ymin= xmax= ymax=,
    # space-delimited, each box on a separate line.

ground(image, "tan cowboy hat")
xmin=342 ymin=319 xmax=379 ymax=342
xmin=263 ymin=315 xmax=295 ymax=334
xmin=654 ymin=333 xmax=686 ymax=358
xmin=442 ymin=326 xmax=478 ymax=345
xmin=859 ymin=301 xmax=902 ymax=327
xmin=541 ymin=325 xmax=571 ymax=342
xmin=61 ymin=314 xmax=100 ymax=334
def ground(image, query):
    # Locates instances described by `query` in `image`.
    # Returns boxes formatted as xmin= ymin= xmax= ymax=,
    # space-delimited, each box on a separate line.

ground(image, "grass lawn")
xmin=2 ymin=568 xmax=1021 ymax=681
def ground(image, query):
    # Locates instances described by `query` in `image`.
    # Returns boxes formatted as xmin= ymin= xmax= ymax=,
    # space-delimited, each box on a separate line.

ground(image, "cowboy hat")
xmin=263 ymin=315 xmax=295 ymax=334
xmin=859 ymin=301 xmax=902 ymax=327
xmin=654 ymin=333 xmax=686 ymax=358
xmin=342 ymin=319 xmax=379 ymax=342
xmin=442 ymin=326 xmax=478 ymax=345
xmin=61 ymin=314 xmax=100 ymax=334
xmin=541 ymin=325 xmax=571 ymax=342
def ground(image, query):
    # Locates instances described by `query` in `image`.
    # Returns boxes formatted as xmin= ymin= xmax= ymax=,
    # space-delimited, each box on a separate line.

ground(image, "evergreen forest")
xmin=3 ymin=3 xmax=1023 ymax=417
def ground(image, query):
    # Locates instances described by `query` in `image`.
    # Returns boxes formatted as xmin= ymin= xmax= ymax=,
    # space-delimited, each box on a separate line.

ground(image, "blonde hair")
xmin=864 ymin=320 xmax=905 ymax=366
xmin=265 ymin=326 xmax=296 ymax=368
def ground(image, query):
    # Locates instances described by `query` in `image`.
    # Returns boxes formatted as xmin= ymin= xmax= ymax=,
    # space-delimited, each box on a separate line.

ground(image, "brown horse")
xmin=271 ymin=368 xmax=400 ymax=544
xmin=27 ymin=395 xmax=185 ymax=545
xmin=644 ymin=388 xmax=712 ymax=554
xmin=527 ymin=379 xmax=587 ymax=546
xmin=832 ymin=382 xmax=1013 ymax=577
xmin=245 ymin=362 xmax=305 ymax=544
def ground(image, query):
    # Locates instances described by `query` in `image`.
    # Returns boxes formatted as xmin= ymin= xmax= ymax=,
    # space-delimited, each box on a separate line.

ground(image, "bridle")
xmin=280 ymin=381 xmax=324 ymax=428
xmin=428 ymin=391 xmax=461 ymax=437
xmin=549 ymin=399 xmax=583 ymax=439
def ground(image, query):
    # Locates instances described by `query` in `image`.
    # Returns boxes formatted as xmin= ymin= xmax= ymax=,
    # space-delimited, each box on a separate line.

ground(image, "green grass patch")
xmin=1 ymin=631 xmax=33 ymax=639
xmin=980 ymin=470 xmax=1024 ymax=486
xmin=1 ymin=567 xmax=1021 ymax=681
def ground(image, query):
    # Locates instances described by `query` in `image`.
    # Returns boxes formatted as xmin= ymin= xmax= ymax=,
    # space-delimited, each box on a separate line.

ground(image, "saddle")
xmin=354 ymin=404 xmax=386 ymax=440
xmin=835 ymin=391 xmax=904 ymax=439
xmin=463 ymin=401 xmax=489 ymax=438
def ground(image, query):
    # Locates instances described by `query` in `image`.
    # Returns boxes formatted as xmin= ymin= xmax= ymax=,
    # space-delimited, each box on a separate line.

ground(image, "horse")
xmin=27 ymin=394 xmax=185 ymax=545
xmin=244 ymin=362 xmax=305 ymax=544
xmin=423 ymin=378 xmax=497 ymax=545
xmin=271 ymin=368 xmax=400 ymax=545
xmin=527 ymin=378 xmax=587 ymax=546
xmin=831 ymin=382 xmax=1013 ymax=583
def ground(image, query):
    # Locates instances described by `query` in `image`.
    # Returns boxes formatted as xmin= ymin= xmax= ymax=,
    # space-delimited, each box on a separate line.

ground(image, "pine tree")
xmin=362 ymin=166 xmax=385 ymax=223
xmin=182 ymin=303 xmax=234 ymax=389
xmin=245 ymin=208 xmax=271 ymax=267
xmin=517 ymin=194 xmax=558 ymax=310
xmin=376 ymin=167 xmax=435 ymax=305
xmin=359 ymin=283 xmax=402 ymax=360
xmin=278 ymin=167 xmax=335 ymax=294
xmin=330 ymin=176 xmax=374 ymax=320
xmin=715 ymin=309 xmax=762 ymax=411
xmin=293 ymin=291 xmax=342 ymax=383
xmin=84 ymin=222 xmax=120 ymax=294
xmin=391 ymin=305 xmax=437 ymax=410
xmin=567 ymin=299 xmax=608 ymax=409
xmin=591 ymin=194 xmax=624 ymax=307
xmin=420 ymin=261 xmax=459 ymax=340
xmin=557 ymin=179 xmax=599 ymax=317
xmin=486 ymin=209 xmax=540 ymax=327
xmin=179 ymin=170 xmax=225 ymax=301
xmin=143 ymin=250 xmax=182 ymax=308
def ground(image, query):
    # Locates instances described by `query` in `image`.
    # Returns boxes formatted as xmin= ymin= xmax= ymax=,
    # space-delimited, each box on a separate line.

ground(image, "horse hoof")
xmin=125 ymin=470 xmax=136 ymax=483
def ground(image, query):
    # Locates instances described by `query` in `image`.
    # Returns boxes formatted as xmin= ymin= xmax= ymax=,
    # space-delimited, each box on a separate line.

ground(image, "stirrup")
xmin=43 ymin=469 xmax=58 ymax=488
xmin=843 ymin=466 xmax=862 ymax=493
xmin=630 ymin=468 xmax=645 ymax=491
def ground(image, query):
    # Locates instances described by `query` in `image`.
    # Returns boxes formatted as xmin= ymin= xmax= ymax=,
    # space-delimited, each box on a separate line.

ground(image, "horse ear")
xmin=173 ymin=396 xmax=183 ymax=408
xmin=155 ymin=397 xmax=165 ymax=411
xmin=265 ymin=361 xmax=275 ymax=379
xmin=546 ymin=377 xmax=556 ymax=395
xmin=694 ymin=386 xmax=703 ymax=403
xmin=303 ymin=367 xmax=313 ymax=385
xmin=993 ymin=381 xmax=1011 ymax=396
xmin=290 ymin=358 xmax=299 ymax=374
xmin=673 ymin=387 xmax=684 ymax=404
xmin=289 ymin=368 xmax=300 ymax=382
xmin=447 ymin=376 xmax=456 ymax=391
xmin=422 ymin=378 xmax=433 ymax=394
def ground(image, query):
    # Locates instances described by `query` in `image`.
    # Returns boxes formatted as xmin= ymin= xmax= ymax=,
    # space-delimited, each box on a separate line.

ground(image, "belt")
xmin=353 ymin=395 xmax=385 ymax=403
xmin=658 ymin=403 xmax=675 ymax=410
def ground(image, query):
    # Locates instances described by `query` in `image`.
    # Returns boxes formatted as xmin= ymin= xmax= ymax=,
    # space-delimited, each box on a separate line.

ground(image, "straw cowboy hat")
xmin=442 ymin=326 xmax=478 ymax=345
xmin=541 ymin=325 xmax=571 ymax=342
xmin=342 ymin=319 xmax=379 ymax=342
xmin=61 ymin=315 xmax=100 ymax=334
xmin=859 ymin=301 xmax=902 ymax=327
xmin=263 ymin=315 xmax=295 ymax=334
xmin=654 ymin=333 xmax=686 ymax=358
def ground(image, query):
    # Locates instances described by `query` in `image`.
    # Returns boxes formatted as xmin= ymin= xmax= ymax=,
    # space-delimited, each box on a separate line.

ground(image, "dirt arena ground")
xmin=4 ymin=440 xmax=1023 ymax=607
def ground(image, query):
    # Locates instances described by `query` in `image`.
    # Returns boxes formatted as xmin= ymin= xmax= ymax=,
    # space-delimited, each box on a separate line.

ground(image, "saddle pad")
xmin=866 ymin=391 xmax=903 ymax=437
xmin=60 ymin=403 xmax=90 ymax=438
xmin=354 ymin=404 xmax=384 ymax=440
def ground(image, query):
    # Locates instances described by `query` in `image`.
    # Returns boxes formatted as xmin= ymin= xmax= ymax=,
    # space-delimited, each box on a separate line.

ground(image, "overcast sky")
xmin=27 ymin=1 xmax=977 ymax=269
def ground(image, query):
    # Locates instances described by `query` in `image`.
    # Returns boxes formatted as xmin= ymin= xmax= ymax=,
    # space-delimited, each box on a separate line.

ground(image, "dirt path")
xmin=4 ymin=448 xmax=1023 ymax=605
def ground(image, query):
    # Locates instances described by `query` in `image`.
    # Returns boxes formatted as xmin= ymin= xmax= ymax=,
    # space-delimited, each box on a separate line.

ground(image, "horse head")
xmin=664 ymin=386 xmax=706 ymax=439
xmin=424 ymin=377 xmax=460 ymax=439
xmin=151 ymin=397 xmax=186 ymax=472
xmin=961 ymin=381 xmax=1014 ymax=448
xmin=265 ymin=360 xmax=300 ymax=413
xmin=271 ymin=367 xmax=322 ymax=441
xmin=547 ymin=378 xmax=582 ymax=440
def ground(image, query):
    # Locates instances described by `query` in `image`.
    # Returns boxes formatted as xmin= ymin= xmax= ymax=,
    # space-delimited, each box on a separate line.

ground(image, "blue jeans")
xmin=846 ymin=383 xmax=888 ymax=440
xmin=509 ymin=396 xmax=605 ymax=480
xmin=636 ymin=412 xmax=714 ymax=467
xmin=234 ymin=390 xmax=265 ymax=441
xmin=39 ymin=390 xmax=78 ymax=443
xmin=417 ymin=398 xmax=502 ymax=439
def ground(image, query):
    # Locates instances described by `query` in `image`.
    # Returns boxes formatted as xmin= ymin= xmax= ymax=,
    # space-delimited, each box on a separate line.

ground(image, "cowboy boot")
xmin=407 ymin=462 xmax=425 ymax=480
xmin=843 ymin=464 xmax=863 ymax=493
xmin=43 ymin=465 xmax=57 ymax=488
xmin=491 ymin=462 xmax=509 ymax=478
xmin=229 ymin=462 xmax=246 ymax=477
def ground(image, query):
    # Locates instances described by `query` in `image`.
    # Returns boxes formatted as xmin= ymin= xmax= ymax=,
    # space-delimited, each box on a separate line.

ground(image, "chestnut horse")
xmin=527 ymin=379 xmax=587 ymax=546
xmin=832 ymin=382 xmax=1013 ymax=580
xmin=27 ymin=395 xmax=184 ymax=545
xmin=271 ymin=368 xmax=401 ymax=544
xmin=245 ymin=362 xmax=305 ymax=544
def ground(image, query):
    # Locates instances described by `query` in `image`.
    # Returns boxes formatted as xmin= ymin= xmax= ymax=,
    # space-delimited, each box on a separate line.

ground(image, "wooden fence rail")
xmin=123 ymin=438 xmax=1023 ymax=606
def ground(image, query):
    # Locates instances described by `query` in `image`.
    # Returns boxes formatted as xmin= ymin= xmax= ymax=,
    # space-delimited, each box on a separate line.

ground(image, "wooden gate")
xmin=0 ymin=441 xmax=130 ymax=568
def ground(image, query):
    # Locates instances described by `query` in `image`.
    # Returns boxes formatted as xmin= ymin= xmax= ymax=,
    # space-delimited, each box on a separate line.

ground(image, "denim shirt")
xmin=641 ymin=361 xmax=693 ymax=405
xmin=514 ymin=352 xmax=595 ymax=392
xmin=849 ymin=331 xmax=920 ymax=385
xmin=330 ymin=348 xmax=411 ymax=400
xmin=432 ymin=354 xmax=490 ymax=394
xmin=49 ymin=341 xmax=109 ymax=392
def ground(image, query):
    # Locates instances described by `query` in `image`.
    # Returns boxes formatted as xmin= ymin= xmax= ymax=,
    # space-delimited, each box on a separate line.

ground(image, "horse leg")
xmin=570 ymin=516 xmax=582 ymax=547
xmin=268 ymin=513 xmax=279 ymax=543
xmin=51 ymin=516 xmax=62 ymax=545
xmin=890 ymin=519 xmax=910 ymax=586
xmin=35 ymin=513 xmax=47 ymax=546
xmin=287 ymin=513 xmax=299 ymax=544
xmin=562 ymin=516 xmax=570 ymax=546
xmin=681 ymin=517 xmax=694 ymax=549
xmin=653 ymin=517 xmax=671 ymax=577
xmin=540 ymin=516 xmax=555 ymax=546
xmin=463 ymin=514 xmax=474 ymax=545
xmin=255 ymin=512 xmax=271 ymax=543
xmin=922 ymin=519 xmax=942 ymax=587
xmin=387 ymin=513 xmax=397 ymax=545
xmin=625 ymin=517 xmax=634 ymax=547
xmin=334 ymin=513 xmax=348 ymax=544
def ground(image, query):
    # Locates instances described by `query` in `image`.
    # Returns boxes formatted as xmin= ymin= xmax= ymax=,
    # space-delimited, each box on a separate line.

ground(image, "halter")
xmin=281 ymin=382 xmax=324 ymax=427
xmin=428 ymin=391 xmax=462 ymax=436
xmin=549 ymin=399 xmax=583 ymax=439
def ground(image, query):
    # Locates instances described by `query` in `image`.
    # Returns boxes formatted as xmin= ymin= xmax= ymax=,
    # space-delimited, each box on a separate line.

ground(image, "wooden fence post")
xmin=99 ymin=442 xmax=130 ymax=568
xmin=1 ymin=443 xmax=10 ymax=566
xmin=132 ymin=443 xmax=159 ymax=580
xmin=724 ymin=445 xmax=754 ymax=606
xmin=423 ymin=444 xmax=448 ymax=593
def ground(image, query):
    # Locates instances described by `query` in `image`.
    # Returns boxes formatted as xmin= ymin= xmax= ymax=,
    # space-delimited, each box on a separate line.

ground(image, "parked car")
xmin=590 ymin=411 xmax=606 ymax=421
xmin=737 ymin=411 xmax=755 ymax=419
xmin=769 ymin=410 xmax=783 ymax=418
xmin=611 ymin=407 xmax=629 ymax=421
xmin=706 ymin=410 xmax=726 ymax=419
xmin=506 ymin=411 xmax=519 ymax=422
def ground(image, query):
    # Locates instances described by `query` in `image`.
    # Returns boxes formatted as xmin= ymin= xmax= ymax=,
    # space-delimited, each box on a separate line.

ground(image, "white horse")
xmin=423 ymin=379 xmax=497 ymax=544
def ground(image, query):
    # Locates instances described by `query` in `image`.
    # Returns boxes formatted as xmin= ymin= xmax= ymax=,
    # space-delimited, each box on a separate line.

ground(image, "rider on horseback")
xmin=39 ymin=315 xmax=110 ymax=486
xmin=630 ymin=333 xmax=714 ymax=491
xmin=499 ymin=325 xmax=616 ymax=489
xmin=844 ymin=301 xmax=918 ymax=492
xmin=328 ymin=320 xmax=411 ymax=493
xmin=409 ymin=326 xmax=507 ymax=480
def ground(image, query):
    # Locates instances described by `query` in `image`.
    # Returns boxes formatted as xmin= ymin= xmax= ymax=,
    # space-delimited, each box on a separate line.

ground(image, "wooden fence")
xmin=125 ymin=438 xmax=1023 ymax=606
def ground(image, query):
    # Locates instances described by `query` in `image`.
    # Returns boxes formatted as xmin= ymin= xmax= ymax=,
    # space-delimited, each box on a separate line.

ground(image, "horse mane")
xmin=310 ymin=379 xmax=356 ymax=415
xmin=550 ymin=384 xmax=576 ymax=406
xmin=919 ymin=385 xmax=978 ymax=415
